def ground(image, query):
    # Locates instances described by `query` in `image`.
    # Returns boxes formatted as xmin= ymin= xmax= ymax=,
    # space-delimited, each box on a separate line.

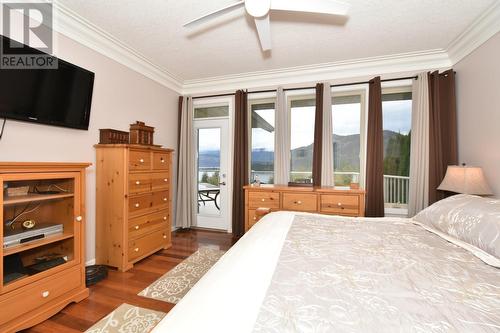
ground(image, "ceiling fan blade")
xmin=254 ymin=15 xmax=272 ymax=51
xmin=270 ymin=0 xmax=349 ymax=16
xmin=184 ymin=1 xmax=245 ymax=27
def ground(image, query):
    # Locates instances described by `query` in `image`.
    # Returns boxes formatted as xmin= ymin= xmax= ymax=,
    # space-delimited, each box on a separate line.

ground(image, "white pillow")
xmin=413 ymin=194 xmax=500 ymax=260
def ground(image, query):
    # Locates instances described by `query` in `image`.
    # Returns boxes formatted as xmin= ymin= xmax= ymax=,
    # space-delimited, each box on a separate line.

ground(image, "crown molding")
xmin=182 ymin=50 xmax=451 ymax=95
xmin=52 ymin=1 xmax=183 ymax=93
xmin=447 ymin=0 xmax=500 ymax=65
xmin=48 ymin=1 xmax=498 ymax=96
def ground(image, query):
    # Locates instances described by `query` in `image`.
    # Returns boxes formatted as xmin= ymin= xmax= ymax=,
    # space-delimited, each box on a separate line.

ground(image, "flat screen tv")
xmin=0 ymin=35 xmax=95 ymax=130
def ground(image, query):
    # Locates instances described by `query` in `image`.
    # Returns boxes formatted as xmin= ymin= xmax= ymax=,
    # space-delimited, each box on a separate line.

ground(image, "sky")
xmin=197 ymin=100 xmax=412 ymax=152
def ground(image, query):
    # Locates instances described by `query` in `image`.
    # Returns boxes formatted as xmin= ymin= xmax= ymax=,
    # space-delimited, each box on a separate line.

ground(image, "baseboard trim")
xmin=85 ymin=259 xmax=96 ymax=266
xmin=189 ymin=226 xmax=231 ymax=234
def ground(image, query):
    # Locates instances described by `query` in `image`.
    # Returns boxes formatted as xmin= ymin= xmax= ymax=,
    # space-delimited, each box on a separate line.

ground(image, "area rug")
xmin=138 ymin=247 xmax=226 ymax=304
xmin=85 ymin=303 xmax=166 ymax=333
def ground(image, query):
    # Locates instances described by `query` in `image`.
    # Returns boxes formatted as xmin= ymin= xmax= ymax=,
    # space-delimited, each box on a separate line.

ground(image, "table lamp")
xmin=437 ymin=164 xmax=492 ymax=195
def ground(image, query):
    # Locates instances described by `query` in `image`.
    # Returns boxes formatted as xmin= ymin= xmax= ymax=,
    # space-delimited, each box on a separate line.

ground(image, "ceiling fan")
xmin=184 ymin=0 xmax=350 ymax=51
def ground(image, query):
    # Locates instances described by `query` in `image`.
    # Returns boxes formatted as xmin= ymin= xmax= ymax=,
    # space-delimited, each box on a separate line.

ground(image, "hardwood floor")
xmin=23 ymin=229 xmax=237 ymax=333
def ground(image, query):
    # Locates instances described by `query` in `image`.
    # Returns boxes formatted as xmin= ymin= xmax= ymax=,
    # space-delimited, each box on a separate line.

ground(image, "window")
xmin=382 ymin=88 xmax=412 ymax=213
xmin=289 ymin=96 xmax=315 ymax=183
xmin=194 ymin=105 xmax=229 ymax=119
xmin=331 ymin=93 xmax=364 ymax=186
xmin=249 ymin=99 xmax=275 ymax=184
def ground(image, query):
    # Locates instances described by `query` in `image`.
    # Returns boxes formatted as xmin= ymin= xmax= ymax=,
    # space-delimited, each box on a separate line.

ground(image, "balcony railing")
xmin=383 ymin=174 xmax=410 ymax=207
xmin=199 ymin=168 xmax=410 ymax=209
xmin=249 ymin=170 xmax=410 ymax=207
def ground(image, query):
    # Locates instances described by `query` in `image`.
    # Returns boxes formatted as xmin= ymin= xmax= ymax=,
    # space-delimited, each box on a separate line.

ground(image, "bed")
xmin=153 ymin=194 xmax=500 ymax=332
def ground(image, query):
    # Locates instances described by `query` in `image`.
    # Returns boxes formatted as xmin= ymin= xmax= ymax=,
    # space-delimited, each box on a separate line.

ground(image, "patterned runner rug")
xmin=138 ymin=247 xmax=226 ymax=304
xmin=85 ymin=303 xmax=166 ymax=333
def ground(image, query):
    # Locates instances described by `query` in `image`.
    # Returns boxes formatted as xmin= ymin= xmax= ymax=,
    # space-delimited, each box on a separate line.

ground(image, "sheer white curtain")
xmin=408 ymin=73 xmax=430 ymax=216
xmin=321 ymin=82 xmax=334 ymax=186
xmin=175 ymin=96 xmax=197 ymax=228
xmin=274 ymin=87 xmax=290 ymax=185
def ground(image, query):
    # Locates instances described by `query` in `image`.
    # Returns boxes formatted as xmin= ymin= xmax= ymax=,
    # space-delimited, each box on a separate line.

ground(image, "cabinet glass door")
xmin=1 ymin=172 xmax=81 ymax=292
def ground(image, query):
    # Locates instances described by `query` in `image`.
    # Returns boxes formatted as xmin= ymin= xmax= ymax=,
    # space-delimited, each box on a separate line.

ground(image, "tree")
xmin=383 ymin=131 xmax=411 ymax=177
xmin=201 ymin=172 xmax=209 ymax=183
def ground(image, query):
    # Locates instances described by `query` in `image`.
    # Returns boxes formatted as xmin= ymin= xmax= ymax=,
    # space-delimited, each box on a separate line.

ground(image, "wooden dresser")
xmin=95 ymin=144 xmax=173 ymax=271
xmin=0 ymin=162 xmax=90 ymax=332
xmin=244 ymin=185 xmax=366 ymax=232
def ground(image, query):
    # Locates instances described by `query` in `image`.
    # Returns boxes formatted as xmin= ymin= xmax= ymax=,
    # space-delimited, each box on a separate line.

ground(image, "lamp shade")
xmin=437 ymin=165 xmax=492 ymax=195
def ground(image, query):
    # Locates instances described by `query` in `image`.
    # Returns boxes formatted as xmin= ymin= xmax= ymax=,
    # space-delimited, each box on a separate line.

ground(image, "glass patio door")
xmin=194 ymin=118 xmax=230 ymax=230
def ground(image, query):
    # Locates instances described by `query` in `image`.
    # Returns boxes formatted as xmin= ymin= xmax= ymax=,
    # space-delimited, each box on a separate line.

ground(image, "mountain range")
xmin=199 ymin=130 xmax=408 ymax=174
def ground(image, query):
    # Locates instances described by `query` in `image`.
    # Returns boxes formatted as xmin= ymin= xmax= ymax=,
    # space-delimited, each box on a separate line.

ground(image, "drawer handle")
xmin=76 ymin=216 xmax=83 ymax=222
xmin=164 ymin=178 xmax=168 ymax=182
xmin=42 ymin=291 xmax=50 ymax=298
xmin=139 ymin=158 xmax=144 ymax=163
xmin=163 ymin=197 xmax=168 ymax=202
xmin=163 ymin=235 xmax=167 ymax=239
xmin=135 ymin=180 xmax=141 ymax=185
xmin=161 ymin=158 xmax=165 ymax=163
xmin=253 ymin=216 xmax=257 ymax=221
xmin=135 ymin=225 xmax=139 ymax=230
xmin=295 ymin=201 xmax=302 ymax=205
xmin=163 ymin=216 xmax=167 ymax=221
xmin=135 ymin=203 xmax=140 ymax=208
xmin=134 ymin=248 xmax=139 ymax=252
xmin=261 ymin=198 xmax=265 ymax=202
xmin=337 ymin=202 xmax=342 ymax=206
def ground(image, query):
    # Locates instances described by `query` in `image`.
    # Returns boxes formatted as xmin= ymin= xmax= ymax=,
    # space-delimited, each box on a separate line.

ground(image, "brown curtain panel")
xmin=177 ymin=96 xmax=183 ymax=153
xmin=428 ymin=69 xmax=458 ymax=204
xmin=232 ymin=90 xmax=248 ymax=237
xmin=312 ymin=83 xmax=324 ymax=187
xmin=365 ymin=77 xmax=385 ymax=217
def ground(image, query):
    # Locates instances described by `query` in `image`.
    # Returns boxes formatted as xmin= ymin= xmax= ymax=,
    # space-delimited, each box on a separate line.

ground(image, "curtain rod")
xmin=192 ymin=75 xmax=419 ymax=100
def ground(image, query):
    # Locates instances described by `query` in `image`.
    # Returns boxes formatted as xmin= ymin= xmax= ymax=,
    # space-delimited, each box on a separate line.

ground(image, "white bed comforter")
xmin=153 ymin=212 xmax=500 ymax=333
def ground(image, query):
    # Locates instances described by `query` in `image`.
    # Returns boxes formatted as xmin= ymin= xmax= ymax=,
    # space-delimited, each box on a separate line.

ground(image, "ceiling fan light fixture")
xmin=245 ymin=0 xmax=272 ymax=18
xmin=183 ymin=0 xmax=350 ymax=52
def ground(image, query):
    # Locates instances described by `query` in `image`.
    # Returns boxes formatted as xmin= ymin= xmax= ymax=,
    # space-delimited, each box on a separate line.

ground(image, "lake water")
xmin=198 ymin=171 xmax=273 ymax=184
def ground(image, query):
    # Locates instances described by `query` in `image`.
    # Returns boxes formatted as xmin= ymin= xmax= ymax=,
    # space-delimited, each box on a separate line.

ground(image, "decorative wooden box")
xmin=99 ymin=129 xmax=129 ymax=144
xmin=129 ymin=121 xmax=155 ymax=145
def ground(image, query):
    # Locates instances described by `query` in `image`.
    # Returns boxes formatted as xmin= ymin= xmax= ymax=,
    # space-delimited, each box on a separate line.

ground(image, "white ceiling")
xmin=60 ymin=0 xmax=496 ymax=83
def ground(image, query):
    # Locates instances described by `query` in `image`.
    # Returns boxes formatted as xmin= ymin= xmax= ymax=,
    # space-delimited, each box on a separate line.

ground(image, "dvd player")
xmin=3 ymin=223 xmax=63 ymax=248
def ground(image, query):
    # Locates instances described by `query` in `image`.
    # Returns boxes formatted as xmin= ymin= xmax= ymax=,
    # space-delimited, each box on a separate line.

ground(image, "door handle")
xmin=219 ymin=182 xmax=226 ymax=186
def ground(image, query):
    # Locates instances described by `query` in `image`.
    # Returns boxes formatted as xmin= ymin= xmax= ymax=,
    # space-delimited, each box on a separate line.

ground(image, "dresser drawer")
xmin=282 ymin=193 xmax=317 ymax=212
xmin=248 ymin=210 xmax=260 ymax=229
xmin=128 ymin=231 xmax=168 ymax=261
xmin=151 ymin=172 xmax=170 ymax=191
xmin=129 ymin=150 xmax=151 ymax=171
xmin=129 ymin=173 xmax=152 ymax=194
xmin=247 ymin=208 xmax=274 ymax=228
xmin=248 ymin=191 xmax=280 ymax=209
xmin=320 ymin=194 xmax=360 ymax=215
xmin=152 ymin=190 xmax=169 ymax=210
xmin=129 ymin=210 xmax=169 ymax=239
xmin=153 ymin=152 xmax=169 ymax=170
xmin=129 ymin=193 xmax=153 ymax=214
xmin=0 ymin=267 xmax=81 ymax=323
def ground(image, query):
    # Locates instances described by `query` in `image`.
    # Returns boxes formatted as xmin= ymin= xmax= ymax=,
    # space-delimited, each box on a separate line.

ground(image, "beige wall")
xmin=0 ymin=32 xmax=179 ymax=263
xmin=455 ymin=32 xmax=500 ymax=197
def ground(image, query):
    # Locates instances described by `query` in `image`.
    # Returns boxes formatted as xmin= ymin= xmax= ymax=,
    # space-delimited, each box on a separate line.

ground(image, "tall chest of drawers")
xmin=95 ymin=144 xmax=173 ymax=271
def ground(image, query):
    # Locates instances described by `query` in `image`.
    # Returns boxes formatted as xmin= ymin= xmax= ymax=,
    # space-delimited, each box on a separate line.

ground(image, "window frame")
xmin=247 ymin=95 xmax=277 ymax=184
xmin=380 ymin=83 xmax=413 ymax=217
xmin=286 ymin=89 xmax=316 ymax=184
xmin=330 ymin=88 xmax=367 ymax=187
xmin=193 ymin=99 xmax=231 ymax=120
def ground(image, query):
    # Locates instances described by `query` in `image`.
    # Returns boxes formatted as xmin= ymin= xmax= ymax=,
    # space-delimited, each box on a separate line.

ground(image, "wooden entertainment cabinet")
xmin=0 ymin=162 xmax=90 ymax=332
